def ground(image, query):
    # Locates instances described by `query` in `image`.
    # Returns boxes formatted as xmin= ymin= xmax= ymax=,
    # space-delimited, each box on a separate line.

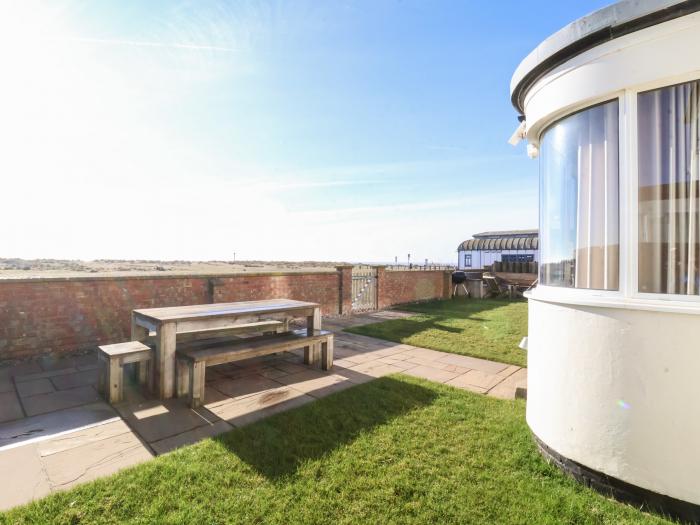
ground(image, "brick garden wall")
xmin=0 ymin=267 xmax=450 ymax=362
xmin=379 ymin=269 xmax=451 ymax=310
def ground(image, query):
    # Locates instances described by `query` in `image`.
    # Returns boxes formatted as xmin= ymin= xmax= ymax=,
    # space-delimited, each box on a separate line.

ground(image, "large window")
xmin=638 ymin=81 xmax=700 ymax=295
xmin=539 ymin=101 xmax=619 ymax=289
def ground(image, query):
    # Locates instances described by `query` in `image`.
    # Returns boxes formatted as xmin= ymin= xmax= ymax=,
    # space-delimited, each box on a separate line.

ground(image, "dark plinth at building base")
xmin=534 ymin=434 xmax=700 ymax=524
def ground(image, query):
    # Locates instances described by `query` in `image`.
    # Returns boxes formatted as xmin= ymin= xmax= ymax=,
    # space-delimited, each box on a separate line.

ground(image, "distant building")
xmin=457 ymin=229 xmax=538 ymax=270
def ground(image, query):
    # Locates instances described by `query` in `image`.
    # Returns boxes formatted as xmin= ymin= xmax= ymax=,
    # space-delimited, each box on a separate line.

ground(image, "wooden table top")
xmin=134 ymin=299 xmax=319 ymax=322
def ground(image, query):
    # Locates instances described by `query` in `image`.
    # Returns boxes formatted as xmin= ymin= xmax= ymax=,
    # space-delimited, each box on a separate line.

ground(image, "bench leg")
xmin=97 ymin=355 xmax=108 ymax=399
xmin=138 ymin=360 xmax=154 ymax=394
xmin=176 ymin=359 xmax=190 ymax=398
xmin=278 ymin=318 xmax=290 ymax=333
xmin=303 ymin=344 xmax=320 ymax=366
xmin=321 ymin=336 xmax=334 ymax=371
xmin=108 ymin=357 xmax=123 ymax=404
xmin=188 ymin=361 xmax=206 ymax=408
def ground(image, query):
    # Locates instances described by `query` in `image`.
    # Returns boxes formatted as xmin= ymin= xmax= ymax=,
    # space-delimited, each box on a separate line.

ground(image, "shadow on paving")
xmin=345 ymin=298 xmax=520 ymax=341
xmin=216 ymin=375 xmax=438 ymax=480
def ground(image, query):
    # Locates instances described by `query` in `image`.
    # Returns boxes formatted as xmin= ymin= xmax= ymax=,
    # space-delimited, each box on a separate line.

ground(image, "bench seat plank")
xmin=178 ymin=329 xmax=332 ymax=367
xmin=148 ymin=320 xmax=286 ymax=344
xmin=176 ymin=329 xmax=333 ymax=407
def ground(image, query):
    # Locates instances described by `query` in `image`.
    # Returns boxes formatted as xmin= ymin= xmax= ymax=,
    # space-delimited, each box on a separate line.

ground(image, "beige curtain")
xmin=638 ymin=81 xmax=700 ymax=295
xmin=575 ymin=103 xmax=620 ymax=290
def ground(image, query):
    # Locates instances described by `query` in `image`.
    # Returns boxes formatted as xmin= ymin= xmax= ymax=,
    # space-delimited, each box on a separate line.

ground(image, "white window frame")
xmin=535 ymin=93 xmax=624 ymax=298
xmin=628 ymin=72 xmax=700 ymax=304
xmin=531 ymin=71 xmax=700 ymax=307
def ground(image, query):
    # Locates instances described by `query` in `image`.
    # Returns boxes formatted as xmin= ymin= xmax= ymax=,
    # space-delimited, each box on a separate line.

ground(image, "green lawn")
xmin=2 ymin=376 xmax=673 ymax=524
xmin=346 ymin=298 xmax=528 ymax=366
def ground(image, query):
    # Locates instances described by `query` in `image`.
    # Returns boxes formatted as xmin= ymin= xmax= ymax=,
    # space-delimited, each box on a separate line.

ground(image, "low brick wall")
xmin=0 ymin=266 xmax=451 ymax=362
xmin=379 ymin=269 xmax=451 ymax=309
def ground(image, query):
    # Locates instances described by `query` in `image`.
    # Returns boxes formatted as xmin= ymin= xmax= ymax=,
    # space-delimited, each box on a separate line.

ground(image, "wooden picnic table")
xmin=131 ymin=299 xmax=321 ymax=399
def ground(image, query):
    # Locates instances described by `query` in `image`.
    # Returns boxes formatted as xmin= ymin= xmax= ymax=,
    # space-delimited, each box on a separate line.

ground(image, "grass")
xmin=1 ymin=375 xmax=673 ymax=525
xmin=345 ymin=298 xmax=528 ymax=366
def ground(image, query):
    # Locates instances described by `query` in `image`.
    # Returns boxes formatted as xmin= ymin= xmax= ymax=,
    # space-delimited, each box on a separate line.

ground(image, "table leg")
xmin=307 ymin=307 xmax=322 ymax=335
xmin=131 ymin=313 xmax=149 ymax=342
xmin=154 ymin=322 xmax=177 ymax=399
xmin=306 ymin=307 xmax=322 ymax=365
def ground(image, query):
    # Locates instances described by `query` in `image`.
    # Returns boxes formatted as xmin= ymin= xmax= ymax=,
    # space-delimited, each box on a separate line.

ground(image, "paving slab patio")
xmin=0 ymin=308 xmax=527 ymax=511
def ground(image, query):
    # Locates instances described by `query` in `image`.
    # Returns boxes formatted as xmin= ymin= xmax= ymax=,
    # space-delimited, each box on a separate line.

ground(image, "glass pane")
xmin=539 ymin=101 xmax=619 ymax=290
xmin=638 ymin=81 xmax=700 ymax=294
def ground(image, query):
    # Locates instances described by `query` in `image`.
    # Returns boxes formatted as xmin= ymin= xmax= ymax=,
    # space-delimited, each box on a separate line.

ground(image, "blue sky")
xmin=1 ymin=1 xmax=611 ymax=263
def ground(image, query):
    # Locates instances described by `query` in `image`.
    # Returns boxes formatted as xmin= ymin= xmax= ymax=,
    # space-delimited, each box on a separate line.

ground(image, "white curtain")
xmin=638 ymin=81 xmax=700 ymax=295
xmin=575 ymin=103 xmax=620 ymax=290
xmin=539 ymin=100 xmax=619 ymax=290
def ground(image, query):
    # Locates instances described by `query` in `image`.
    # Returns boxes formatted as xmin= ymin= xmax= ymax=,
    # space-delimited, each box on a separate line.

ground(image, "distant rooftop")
xmin=472 ymin=229 xmax=538 ymax=238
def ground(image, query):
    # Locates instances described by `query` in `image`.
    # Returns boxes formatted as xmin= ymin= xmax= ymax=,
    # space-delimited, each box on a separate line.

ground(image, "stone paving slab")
xmin=115 ymin=398 xmax=220 ymax=444
xmin=16 ymin=378 xmax=55 ymax=398
xmin=50 ymin=369 xmax=98 ymax=390
xmin=0 ymin=377 xmax=15 ymax=394
xmin=403 ymin=365 xmax=462 ymax=384
xmin=0 ymin=402 xmax=117 ymax=449
xmin=36 ymin=419 xmax=133 ymax=457
xmin=0 ymin=411 xmax=142 ymax=511
xmin=208 ymin=386 xmax=315 ymax=427
xmin=276 ymin=369 xmax=354 ymax=398
xmin=488 ymin=368 xmax=528 ymax=400
xmin=14 ymin=367 xmax=77 ymax=384
xmin=435 ymin=353 xmax=510 ymax=375
xmin=42 ymin=431 xmax=152 ymax=490
xmin=38 ymin=356 xmax=77 ymax=372
xmin=452 ymin=369 xmax=508 ymax=390
xmin=150 ymin=420 xmax=233 ymax=455
xmin=22 ymin=386 xmax=101 ymax=417
xmin=0 ymin=391 xmax=25 ymax=423
xmin=202 ymin=385 xmax=234 ymax=407
xmin=0 ymin=443 xmax=51 ymax=510
xmin=2 ymin=362 xmax=42 ymax=379
xmin=209 ymin=375 xmax=283 ymax=400
xmin=445 ymin=375 xmax=488 ymax=394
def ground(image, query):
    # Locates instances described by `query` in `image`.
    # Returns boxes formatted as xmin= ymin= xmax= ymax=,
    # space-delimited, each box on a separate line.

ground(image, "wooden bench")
xmin=176 ymin=329 xmax=334 ymax=407
xmin=146 ymin=320 xmax=287 ymax=345
xmin=97 ymin=341 xmax=153 ymax=403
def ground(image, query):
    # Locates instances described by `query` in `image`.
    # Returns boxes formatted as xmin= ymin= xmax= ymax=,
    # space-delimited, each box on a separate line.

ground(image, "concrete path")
xmin=0 ymin=310 xmax=526 ymax=511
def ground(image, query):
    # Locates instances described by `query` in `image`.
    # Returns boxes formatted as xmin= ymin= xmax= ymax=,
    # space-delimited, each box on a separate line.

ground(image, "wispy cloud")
xmin=291 ymin=189 xmax=536 ymax=219
xmin=48 ymin=36 xmax=238 ymax=53
xmin=425 ymin=145 xmax=471 ymax=153
xmin=249 ymin=179 xmax=378 ymax=192
xmin=291 ymin=154 xmax=528 ymax=180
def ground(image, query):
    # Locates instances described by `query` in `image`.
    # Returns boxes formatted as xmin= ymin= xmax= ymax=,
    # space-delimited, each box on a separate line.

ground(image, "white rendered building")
xmin=457 ymin=230 xmax=538 ymax=270
xmin=511 ymin=1 xmax=700 ymax=520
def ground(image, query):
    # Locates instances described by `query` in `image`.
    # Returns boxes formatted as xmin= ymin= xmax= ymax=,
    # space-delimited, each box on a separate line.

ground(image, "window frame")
xmin=531 ymin=72 xmax=700 ymax=304
xmin=630 ymin=75 xmax=700 ymax=303
xmin=536 ymin=96 xmax=623 ymax=294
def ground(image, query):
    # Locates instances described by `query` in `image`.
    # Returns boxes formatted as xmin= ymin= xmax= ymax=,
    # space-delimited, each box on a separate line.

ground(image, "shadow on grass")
xmin=345 ymin=297 xmax=518 ymax=341
xmin=216 ymin=376 xmax=437 ymax=480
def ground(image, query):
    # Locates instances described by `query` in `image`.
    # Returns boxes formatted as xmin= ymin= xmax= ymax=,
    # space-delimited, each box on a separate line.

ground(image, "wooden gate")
xmin=351 ymin=265 xmax=378 ymax=312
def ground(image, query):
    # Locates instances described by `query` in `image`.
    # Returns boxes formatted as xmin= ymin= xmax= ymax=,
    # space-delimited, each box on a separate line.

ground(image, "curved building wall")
xmin=513 ymin=2 xmax=700 ymax=516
